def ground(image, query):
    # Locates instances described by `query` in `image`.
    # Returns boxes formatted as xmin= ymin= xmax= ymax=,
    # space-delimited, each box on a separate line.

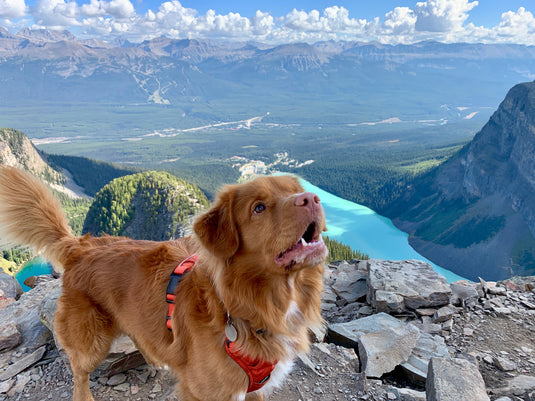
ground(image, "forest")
xmin=83 ymin=171 xmax=209 ymax=240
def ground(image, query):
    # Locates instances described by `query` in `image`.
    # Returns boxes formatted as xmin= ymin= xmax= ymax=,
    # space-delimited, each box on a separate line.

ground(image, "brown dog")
xmin=0 ymin=166 xmax=327 ymax=401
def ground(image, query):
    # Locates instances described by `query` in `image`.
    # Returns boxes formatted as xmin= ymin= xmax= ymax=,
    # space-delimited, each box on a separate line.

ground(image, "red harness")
xmin=166 ymin=255 xmax=277 ymax=393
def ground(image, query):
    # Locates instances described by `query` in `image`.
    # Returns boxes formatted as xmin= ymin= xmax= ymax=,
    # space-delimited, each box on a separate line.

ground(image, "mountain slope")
xmin=0 ymin=128 xmax=64 ymax=185
xmin=83 ymin=171 xmax=209 ymax=241
xmin=386 ymin=81 xmax=535 ymax=281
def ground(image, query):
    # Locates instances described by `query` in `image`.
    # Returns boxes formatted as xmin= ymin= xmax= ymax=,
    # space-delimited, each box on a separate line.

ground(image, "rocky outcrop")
xmin=388 ymin=81 xmax=535 ymax=281
xmin=2 ymin=259 xmax=535 ymax=400
xmin=0 ymin=128 xmax=64 ymax=186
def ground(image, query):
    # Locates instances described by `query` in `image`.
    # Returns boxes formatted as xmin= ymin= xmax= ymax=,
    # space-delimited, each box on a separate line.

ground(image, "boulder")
xmin=0 ymin=279 xmax=59 ymax=352
xmin=331 ymin=263 xmax=368 ymax=304
xmin=0 ymin=272 xmax=22 ymax=300
xmin=329 ymin=312 xmax=420 ymax=378
xmin=0 ymin=321 xmax=21 ymax=352
xmin=432 ymin=305 xmax=457 ymax=324
xmin=367 ymin=260 xmax=452 ymax=313
xmin=426 ymin=357 xmax=490 ymax=401
xmin=450 ymin=281 xmax=481 ymax=306
xmin=401 ymin=332 xmax=451 ymax=382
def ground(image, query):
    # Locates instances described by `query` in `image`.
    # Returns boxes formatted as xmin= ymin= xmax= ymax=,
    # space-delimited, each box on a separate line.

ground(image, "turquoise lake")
xmin=15 ymin=258 xmax=52 ymax=291
xmin=300 ymin=178 xmax=465 ymax=282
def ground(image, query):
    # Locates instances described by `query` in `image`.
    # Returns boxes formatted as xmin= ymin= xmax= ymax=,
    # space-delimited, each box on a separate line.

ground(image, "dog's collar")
xmin=166 ymin=254 xmax=277 ymax=393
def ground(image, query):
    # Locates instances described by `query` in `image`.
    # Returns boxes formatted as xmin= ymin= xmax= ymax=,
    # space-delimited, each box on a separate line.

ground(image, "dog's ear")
xmin=194 ymin=187 xmax=239 ymax=260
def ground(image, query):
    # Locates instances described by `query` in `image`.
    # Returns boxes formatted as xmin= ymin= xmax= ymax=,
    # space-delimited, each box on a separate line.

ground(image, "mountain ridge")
xmin=386 ymin=81 xmax=535 ymax=281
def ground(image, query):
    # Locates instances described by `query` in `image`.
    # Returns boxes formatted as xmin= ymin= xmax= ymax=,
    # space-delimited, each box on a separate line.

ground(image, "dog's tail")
xmin=0 ymin=166 xmax=75 ymax=273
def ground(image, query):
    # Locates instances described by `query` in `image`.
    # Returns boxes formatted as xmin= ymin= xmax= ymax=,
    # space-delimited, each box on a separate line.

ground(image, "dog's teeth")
xmin=300 ymin=238 xmax=308 ymax=247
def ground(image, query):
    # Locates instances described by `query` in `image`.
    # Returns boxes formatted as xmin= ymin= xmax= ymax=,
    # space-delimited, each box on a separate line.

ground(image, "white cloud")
xmin=0 ymin=0 xmax=26 ymax=19
xmin=81 ymin=0 xmax=134 ymax=19
xmin=495 ymin=7 xmax=535 ymax=40
xmin=282 ymin=6 xmax=365 ymax=34
xmin=383 ymin=7 xmax=417 ymax=35
xmin=414 ymin=0 xmax=478 ymax=32
xmin=33 ymin=0 xmax=80 ymax=27
xmin=1 ymin=0 xmax=534 ymax=45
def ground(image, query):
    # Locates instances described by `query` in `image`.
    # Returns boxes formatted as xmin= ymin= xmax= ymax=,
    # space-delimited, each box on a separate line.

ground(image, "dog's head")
xmin=193 ymin=175 xmax=328 ymax=272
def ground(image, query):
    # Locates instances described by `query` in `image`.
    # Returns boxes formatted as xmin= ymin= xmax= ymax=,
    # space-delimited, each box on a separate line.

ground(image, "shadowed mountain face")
xmin=387 ymin=81 xmax=535 ymax=281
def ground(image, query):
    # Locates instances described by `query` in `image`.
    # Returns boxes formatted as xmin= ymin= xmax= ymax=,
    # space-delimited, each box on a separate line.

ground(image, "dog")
xmin=0 ymin=166 xmax=328 ymax=401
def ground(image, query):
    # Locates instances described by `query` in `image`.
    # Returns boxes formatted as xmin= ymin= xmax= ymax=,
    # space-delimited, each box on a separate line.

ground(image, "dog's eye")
xmin=253 ymin=203 xmax=266 ymax=214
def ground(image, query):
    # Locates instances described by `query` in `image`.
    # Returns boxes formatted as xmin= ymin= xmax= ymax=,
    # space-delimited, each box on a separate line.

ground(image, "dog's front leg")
xmin=72 ymin=371 xmax=95 ymax=401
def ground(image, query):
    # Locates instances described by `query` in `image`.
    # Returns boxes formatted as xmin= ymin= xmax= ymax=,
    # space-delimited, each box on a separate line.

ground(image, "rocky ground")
xmin=1 ymin=260 xmax=535 ymax=401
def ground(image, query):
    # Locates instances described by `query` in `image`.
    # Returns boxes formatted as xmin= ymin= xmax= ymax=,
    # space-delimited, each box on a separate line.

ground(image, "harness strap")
xmin=165 ymin=254 xmax=277 ymax=393
xmin=225 ymin=340 xmax=277 ymax=393
xmin=166 ymin=254 xmax=199 ymax=331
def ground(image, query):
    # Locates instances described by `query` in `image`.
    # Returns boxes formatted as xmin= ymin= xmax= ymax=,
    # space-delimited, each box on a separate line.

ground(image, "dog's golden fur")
xmin=0 ymin=166 xmax=327 ymax=401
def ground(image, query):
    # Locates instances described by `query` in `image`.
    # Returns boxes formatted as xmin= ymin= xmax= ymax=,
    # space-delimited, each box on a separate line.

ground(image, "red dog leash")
xmin=166 ymin=255 xmax=277 ymax=393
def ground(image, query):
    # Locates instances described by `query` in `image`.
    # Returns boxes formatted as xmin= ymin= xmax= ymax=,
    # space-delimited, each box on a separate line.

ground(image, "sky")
xmin=0 ymin=0 xmax=534 ymax=45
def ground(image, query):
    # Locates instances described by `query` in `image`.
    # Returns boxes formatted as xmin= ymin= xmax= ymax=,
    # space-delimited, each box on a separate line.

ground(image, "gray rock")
xmin=432 ymin=305 xmax=457 ymax=323
xmin=0 ymin=378 xmax=14 ymax=394
xmin=0 ymin=321 xmax=21 ymax=352
xmin=332 ymin=266 xmax=368 ymax=304
xmin=401 ymin=332 xmax=451 ymax=382
xmin=107 ymin=373 xmax=127 ymax=386
xmin=503 ymin=375 xmax=535 ymax=395
xmin=367 ymin=260 xmax=452 ymax=313
xmin=0 ymin=273 xmax=22 ymax=300
xmin=0 ymin=279 xmax=60 ymax=353
xmin=0 ymin=345 xmax=46 ymax=381
xmin=396 ymin=387 xmax=426 ymax=401
xmin=426 ymin=357 xmax=490 ymax=401
xmin=450 ymin=281 xmax=480 ymax=306
xmin=329 ymin=312 xmax=420 ymax=378
xmin=494 ymin=356 xmax=517 ymax=372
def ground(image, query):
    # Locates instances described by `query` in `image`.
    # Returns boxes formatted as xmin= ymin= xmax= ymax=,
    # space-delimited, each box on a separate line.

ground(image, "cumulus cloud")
xmin=0 ymin=0 xmax=26 ymax=19
xmin=414 ymin=0 xmax=478 ymax=32
xmin=81 ymin=0 xmax=134 ymax=19
xmin=33 ymin=0 xmax=79 ymax=28
xmin=1 ymin=0 xmax=534 ymax=45
xmin=282 ymin=6 xmax=366 ymax=34
xmin=495 ymin=7 xmax=535 ymax=39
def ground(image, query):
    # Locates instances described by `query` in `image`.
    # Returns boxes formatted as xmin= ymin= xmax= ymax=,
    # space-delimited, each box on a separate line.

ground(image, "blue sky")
xmin=1 ymin=0 xmax=534 ymax=44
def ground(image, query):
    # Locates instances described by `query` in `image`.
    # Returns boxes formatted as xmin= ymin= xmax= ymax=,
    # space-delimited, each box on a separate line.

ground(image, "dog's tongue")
xmin=275 ymin=236 xmax=327 ymax=267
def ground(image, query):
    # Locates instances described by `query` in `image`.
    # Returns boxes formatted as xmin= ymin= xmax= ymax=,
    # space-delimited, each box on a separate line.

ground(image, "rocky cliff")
xmin=387 ymin=81 xmax=535 ymax=281
xmin=0 ymin=128 xmax=64 ymax=186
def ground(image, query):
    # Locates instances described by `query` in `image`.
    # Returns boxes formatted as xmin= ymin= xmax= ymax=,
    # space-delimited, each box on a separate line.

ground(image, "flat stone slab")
xmin=426 ymin=357 xmax=490 ymax=401
xmin=329 ymin=312 xmax=420 ymax=378
xmin=367 ymin=260 xmax=452 ymax=313
xmin=0 ymin=346 xmax=46 ymax=381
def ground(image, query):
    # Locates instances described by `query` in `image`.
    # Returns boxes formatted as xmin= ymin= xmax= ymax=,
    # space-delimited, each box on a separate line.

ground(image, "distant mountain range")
xmin=1 ymin=28 xmax=535 ymax=126
xmin=387 ymin=81 xmax=535 ymax=281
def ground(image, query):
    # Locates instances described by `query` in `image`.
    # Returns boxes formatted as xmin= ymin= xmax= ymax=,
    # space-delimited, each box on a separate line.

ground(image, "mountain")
xmin=83 ymin=171 xmax=209 ymax=241
xmin=386 ymin=81 xmax=535 ymax=281
xmin=0 ymin=128 xmax=64 ymax=185
xmin=1 ymin=29 xmax=534 ymax=127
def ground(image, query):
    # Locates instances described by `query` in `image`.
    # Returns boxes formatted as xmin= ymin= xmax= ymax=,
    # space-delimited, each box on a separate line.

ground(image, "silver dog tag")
xmin=225 ymin=323 xmax=238 ymax=342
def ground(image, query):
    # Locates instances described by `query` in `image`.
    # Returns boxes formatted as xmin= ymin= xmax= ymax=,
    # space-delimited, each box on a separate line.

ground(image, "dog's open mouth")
xmin=275 ymin=222 xmax=328 ymax=267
